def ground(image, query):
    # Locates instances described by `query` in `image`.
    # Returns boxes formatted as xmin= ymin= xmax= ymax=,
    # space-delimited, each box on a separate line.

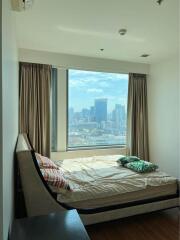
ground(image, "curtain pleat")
xmin=19 ymin=62 xmax=52 ymax=157
xmin=127 ymin=73 xmax=149 ymax=160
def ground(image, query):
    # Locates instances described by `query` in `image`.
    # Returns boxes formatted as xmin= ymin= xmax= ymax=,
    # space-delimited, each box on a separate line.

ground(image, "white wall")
xmin=19 ymin=49 xmax=149 ymax=75
xmin=1 ymin=0 xmax=19 ymax=239
xmin=148 ymin=56 xmax=179 ymax=178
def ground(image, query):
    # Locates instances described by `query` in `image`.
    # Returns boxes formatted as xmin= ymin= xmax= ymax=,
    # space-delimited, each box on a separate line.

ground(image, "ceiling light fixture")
xmin=141 ymin=54 xmax=150 ymax=58
xmin=118 ymin=29 xmax=127 ymax=36
xmin=157 ymin=0 xmax=164 ymax=5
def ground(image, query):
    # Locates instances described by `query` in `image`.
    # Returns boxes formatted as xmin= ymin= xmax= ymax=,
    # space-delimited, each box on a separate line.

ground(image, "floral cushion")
xmin=40 ymin=168 xmax=71 ymax=191
xmin=35 ymin=153 xmax=59 ymax=170
xmin=125 ymin=160 xmax=158 ymax=173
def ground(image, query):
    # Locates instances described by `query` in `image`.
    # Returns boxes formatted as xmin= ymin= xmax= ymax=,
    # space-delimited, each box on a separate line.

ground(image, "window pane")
xmin=68 ymin=69 xmax=128 ymax=149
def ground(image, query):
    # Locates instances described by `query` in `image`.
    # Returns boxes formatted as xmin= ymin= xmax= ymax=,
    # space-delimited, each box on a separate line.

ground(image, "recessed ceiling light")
xmin=157 ymin=0 xmax=164 ymax=5
xmin=141 ymin=54 xmax=150 ymax=58
xmin=118 ymin=29 xmax=127 ymax=36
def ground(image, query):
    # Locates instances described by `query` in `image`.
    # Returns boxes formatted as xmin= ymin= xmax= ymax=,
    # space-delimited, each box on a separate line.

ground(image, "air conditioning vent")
xmin=11 ymin=0 xmax=33 ymax=11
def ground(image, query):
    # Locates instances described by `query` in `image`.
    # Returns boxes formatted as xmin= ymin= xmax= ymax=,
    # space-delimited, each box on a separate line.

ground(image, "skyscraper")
xmin=95 ymin=98 xmax=107 ymax=123
xmin=82 ymin=108 xmax=90 ymax=121
xmin=112 ymin=104 xmax=126 ymax=133
xmin=90 ymin=106 xmax=95 ymax=121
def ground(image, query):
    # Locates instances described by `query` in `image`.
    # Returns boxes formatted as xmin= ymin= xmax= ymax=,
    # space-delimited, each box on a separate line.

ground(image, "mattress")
xmin=54 ymin=155 xmax=177 ymax=209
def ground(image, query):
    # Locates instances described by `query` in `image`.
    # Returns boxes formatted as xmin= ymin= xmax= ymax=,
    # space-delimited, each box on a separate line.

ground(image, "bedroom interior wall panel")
xmin=18 ymin=49 xmax=150 ymax=75
xmin=1 ymin=0 xmax=19 ymax=239
xmin=148 ymin=56 xmax=179 ymax=179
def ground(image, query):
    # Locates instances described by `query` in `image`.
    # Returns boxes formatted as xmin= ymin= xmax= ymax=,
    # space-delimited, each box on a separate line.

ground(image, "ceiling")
xmin=14 ymin=0 xmax=178 ymax=64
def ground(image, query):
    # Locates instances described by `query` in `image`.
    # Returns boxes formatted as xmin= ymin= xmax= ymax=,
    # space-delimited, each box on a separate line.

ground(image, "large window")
xmin=68 ymin=69 xmax=128 ymax=149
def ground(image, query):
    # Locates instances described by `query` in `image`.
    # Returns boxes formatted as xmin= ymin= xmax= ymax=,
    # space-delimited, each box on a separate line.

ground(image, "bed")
xmin=54 ymin=155 xmax=177 ymax=210
xmin=16 ymin=134 xmax=179 ymax=225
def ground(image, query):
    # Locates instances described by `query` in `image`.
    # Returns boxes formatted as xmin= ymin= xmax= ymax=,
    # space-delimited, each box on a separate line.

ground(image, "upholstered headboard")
xmin=15 ymin=134 xmax=66 ymax=217
xmin=16 ymin=133 xmax=32 ymax=152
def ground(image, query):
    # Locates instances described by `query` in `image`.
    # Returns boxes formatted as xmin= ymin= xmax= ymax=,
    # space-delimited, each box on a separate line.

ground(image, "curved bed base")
xmin=16 ymin=134 xmax=179 ymax=225
xmin=80 ymin=198 xmax=179 ymax=225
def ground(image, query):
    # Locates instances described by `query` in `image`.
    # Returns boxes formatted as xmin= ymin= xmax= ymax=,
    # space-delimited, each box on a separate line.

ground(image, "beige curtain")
xmin=19 ymin=62 xmax=52 ymax=157
xmin=127 ymin=73 xmax=149 ymax=160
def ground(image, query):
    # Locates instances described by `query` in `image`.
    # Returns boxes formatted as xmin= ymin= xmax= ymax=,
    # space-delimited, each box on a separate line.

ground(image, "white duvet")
xmin=55 ymin=155 xmax=177 ymax=203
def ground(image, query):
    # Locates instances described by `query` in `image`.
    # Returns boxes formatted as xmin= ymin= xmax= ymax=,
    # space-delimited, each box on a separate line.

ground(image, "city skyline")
xmin=69 ymin=98 xmax=126 ymax=120
xmin=68 ymin=69 xmax=128 ymax=148
xmin=68 ymin=98 xmax=127 ymax=148
xmin=69 ymin=69 xmax=128 ymax=112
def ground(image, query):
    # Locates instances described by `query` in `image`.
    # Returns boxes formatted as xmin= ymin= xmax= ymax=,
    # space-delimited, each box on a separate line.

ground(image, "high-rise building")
xmin=94 ymin=98 xmax=107 ymax=123
xmin=82 ymin=108 xmax=90 ymax=120
xmin=90 ymin=106 xmax=95 ymax=121
xmin=112 ymin=104 xmax=126 ymax=133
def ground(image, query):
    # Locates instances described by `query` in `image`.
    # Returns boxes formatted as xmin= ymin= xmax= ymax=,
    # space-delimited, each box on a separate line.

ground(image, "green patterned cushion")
xmin=125 ymin=160 xmax=158 ymax=173
xmin=117 ymin=156 xmax=140 ymax=166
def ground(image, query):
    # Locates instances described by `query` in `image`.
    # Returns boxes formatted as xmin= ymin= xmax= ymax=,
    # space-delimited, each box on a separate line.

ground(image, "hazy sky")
xmin=68 ymin=69 xmax=128 ymax=113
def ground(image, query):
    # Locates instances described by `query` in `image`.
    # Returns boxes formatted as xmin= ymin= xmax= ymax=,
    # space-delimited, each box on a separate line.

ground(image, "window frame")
xmin=52 ymin=68 xmax=128 ymax=153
